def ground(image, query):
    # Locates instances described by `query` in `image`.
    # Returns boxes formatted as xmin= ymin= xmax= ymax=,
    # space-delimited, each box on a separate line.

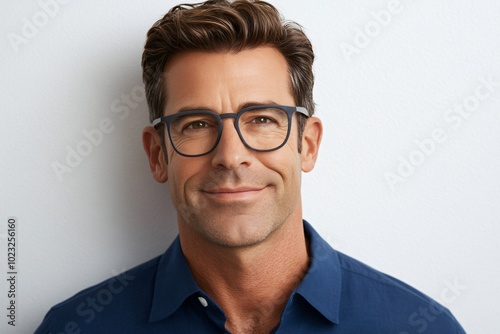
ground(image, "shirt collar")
xmin=149 ymin=236 xmax=201 ymax=323
xmin=148 ymin=221 xmax=342 ymax=324
xmin=294 ymin=220 xmax=341 ymax=324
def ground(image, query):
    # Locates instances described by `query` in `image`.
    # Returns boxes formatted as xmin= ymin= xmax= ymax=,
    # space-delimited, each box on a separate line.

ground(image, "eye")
xmin=251 ymin=116 xmax=275 ymax=124
xmin=239 ymin=107 xmax=287 ymax=129
xmin=186 ymin=121 xmax=209 ymax=129
xmin=176 ymin=115 xmax=217 ymax=133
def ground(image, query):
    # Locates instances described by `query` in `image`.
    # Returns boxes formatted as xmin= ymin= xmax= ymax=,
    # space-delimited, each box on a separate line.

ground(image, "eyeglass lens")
xmin=168 ymin=107 xmax=290 ymax=156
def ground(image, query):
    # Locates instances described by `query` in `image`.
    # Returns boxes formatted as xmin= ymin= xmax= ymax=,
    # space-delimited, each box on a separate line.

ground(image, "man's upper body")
xmin=36 ymin=1 xmax=465 ymax=333
xmin=35 ymin=221 xmax=465 ymax=334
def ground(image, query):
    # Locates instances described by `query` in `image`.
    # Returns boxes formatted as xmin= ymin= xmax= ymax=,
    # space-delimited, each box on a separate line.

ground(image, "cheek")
xmin=262 ymin=149 xmax=302 ymax=184
xmin=168 ymin=157 xmax=207 ymax=194
xmin=167 ymin=159 xmax=194 ymax=200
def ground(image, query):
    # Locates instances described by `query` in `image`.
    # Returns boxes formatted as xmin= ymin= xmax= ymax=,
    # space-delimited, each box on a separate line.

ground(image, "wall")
xmin=1 ymin=0 xmax=499 ymax=332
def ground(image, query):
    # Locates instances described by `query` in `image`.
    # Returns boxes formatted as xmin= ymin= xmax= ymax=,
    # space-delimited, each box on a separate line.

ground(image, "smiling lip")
xmin=203 ymin=187 xmax=265 ymax=201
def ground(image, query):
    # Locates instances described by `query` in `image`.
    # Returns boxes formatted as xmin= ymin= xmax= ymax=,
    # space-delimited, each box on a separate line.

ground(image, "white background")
xmin=1 ymin=0 xmax=499 ymax=333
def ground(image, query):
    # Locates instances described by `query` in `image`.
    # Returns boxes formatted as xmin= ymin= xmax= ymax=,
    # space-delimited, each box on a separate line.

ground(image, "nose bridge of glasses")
xmin=217 ymin=112 xmax=243 ymax=142
xmin=218 ymin=113 xmax=238 ymax=121
xmin=218 ymin=112 xmax=240 ymax=132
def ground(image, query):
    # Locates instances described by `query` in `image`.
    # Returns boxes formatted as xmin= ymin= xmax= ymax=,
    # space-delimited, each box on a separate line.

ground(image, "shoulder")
xmin=35 ymin=255 xmax=162 ymax=334
xmin=335 ymin=251 xmax=465 ymax=333
xmin=337 ymin=251 xmax=423 ymax=296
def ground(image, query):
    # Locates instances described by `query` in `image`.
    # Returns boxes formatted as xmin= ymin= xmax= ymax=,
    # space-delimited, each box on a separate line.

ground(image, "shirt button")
xmin=198 ymin=296 xmax=208 ymax=307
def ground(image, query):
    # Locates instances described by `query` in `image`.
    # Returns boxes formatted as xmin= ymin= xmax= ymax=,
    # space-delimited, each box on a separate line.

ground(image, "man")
xmin=36 ymin=1 xmax=465 ymax=333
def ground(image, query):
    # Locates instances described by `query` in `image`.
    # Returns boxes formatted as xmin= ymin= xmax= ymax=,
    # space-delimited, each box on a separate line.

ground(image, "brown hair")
xmin=142 ymin=0 xmax=315 ymax=149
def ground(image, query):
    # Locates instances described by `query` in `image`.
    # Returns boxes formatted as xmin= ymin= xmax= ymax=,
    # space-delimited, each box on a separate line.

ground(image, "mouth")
xmin=202 ymin=187 xmax=266 ymax=202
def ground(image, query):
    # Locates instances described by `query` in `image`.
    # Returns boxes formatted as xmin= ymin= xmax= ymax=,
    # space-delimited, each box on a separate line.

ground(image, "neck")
xmin=179 ymin=217 xmax=310 ymax=333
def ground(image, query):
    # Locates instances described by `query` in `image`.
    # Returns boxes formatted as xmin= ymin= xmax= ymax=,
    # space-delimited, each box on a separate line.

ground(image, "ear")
xmin=142 ymin=126 xmax=169 ymax=183
xmin=301 ymin=117 xmax=322 ymax=172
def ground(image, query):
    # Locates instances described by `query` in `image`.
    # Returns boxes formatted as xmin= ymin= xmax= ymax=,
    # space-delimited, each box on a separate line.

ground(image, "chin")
xmin=193 ymin=215 xmax=279 ymax=248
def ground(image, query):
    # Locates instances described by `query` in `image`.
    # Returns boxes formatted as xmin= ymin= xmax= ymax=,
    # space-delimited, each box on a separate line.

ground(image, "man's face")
xmin=155 ymin=47 xmax=318 ymax=248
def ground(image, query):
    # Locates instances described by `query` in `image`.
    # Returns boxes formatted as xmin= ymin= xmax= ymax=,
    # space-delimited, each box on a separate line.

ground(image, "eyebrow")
xmin=173 ymin=101 xmax=279 ymax=114
xmin=175 ymin=106 xmax=212 ymax=114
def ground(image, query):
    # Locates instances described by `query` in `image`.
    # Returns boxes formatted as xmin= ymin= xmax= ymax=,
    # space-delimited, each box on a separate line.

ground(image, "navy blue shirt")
xmin=35 ymin=221 xmax=465 ymax=333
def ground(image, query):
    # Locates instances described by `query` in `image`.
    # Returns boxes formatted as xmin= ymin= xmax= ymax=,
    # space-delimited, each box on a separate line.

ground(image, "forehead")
xmin=162 ymin=47 xmax=294 ymax=114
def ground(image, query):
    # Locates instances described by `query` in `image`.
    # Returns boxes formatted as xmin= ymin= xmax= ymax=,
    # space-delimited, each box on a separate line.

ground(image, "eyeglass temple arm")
xmin=296 ymin=107 xmax=309 ymax=117
xmin=152 ymin=118 xmax=163 ymax=126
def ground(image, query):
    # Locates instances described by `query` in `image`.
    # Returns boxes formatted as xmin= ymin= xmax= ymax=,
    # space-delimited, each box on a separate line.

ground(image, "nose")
xmin=210 ymin=118 xmax=252 ymax=169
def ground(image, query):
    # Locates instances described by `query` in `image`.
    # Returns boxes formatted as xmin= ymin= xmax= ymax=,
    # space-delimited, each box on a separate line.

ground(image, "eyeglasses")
xmin=152 ymin=104 xmax=309 ymax=157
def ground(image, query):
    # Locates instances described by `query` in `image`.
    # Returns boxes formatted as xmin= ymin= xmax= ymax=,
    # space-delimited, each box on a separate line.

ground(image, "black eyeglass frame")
xmin=151 ymin=104 xmax=309 ymax=157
